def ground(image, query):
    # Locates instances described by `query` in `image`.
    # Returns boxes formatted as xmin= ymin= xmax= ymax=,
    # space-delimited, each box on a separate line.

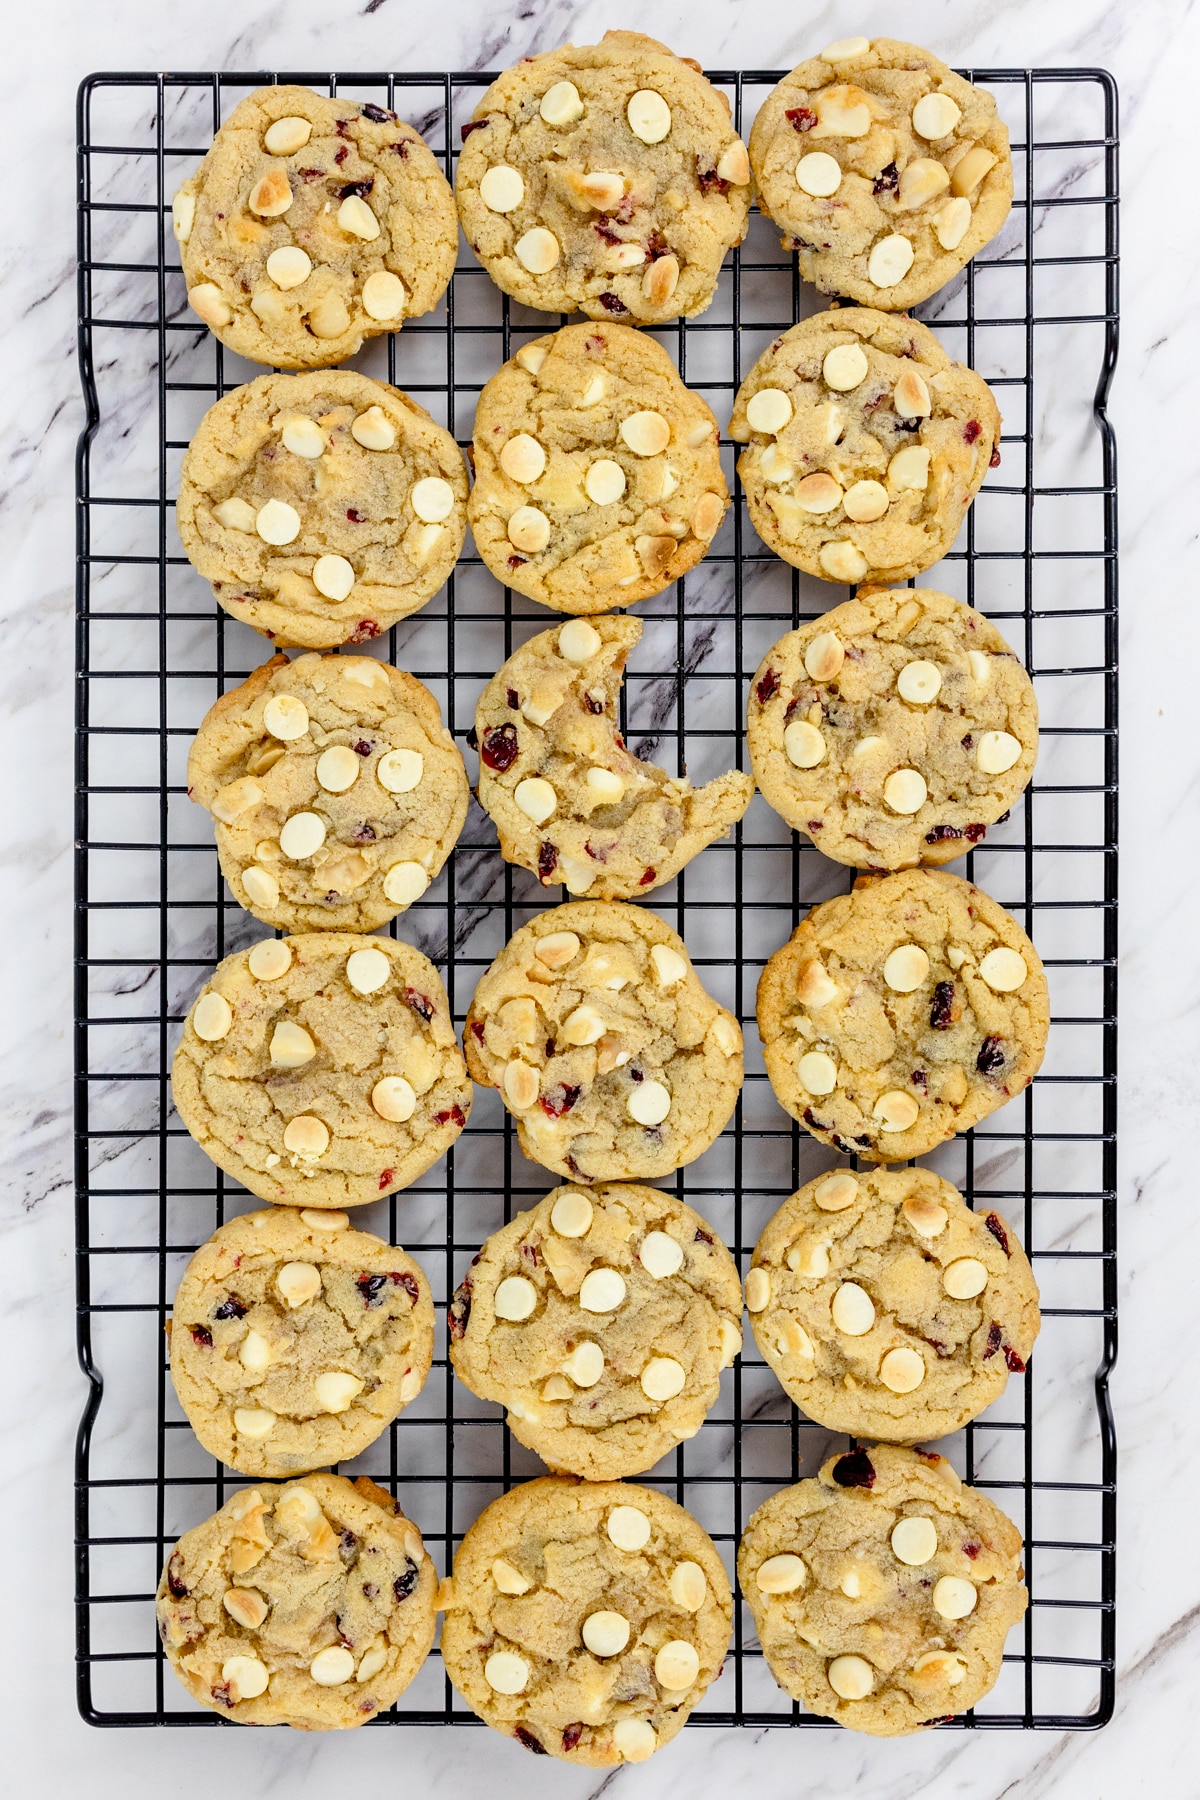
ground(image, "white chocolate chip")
xmin=813 ymin=86 xmax=871 ymax=137
xmin=263 ymin=693 xmax=309 ymax=740
xmin=934 ymin=196 xmax=973 ymax=250
xmin=264 ymin=115 xmax=313 ymax=155
xmin=898 ymin=158 xmax=951 ymax=210
xmin=659 ymin=465 xmax=681 ymax=501
xmin=281 ymin=416 xmax=325 ymax=458
xmin=270 ymin=1020 xmax=316 ymax=1067
xmin=967 ymin=650 xmax=991 ymax=687
xmin=933 ymin=1576 xmax=978 ymax=1620
xmin=383 ymin=861 xmax=429 ymax=905
xmin=484 ymin=1650 xmax=529 ymax=1694
xmin=249 ymin=168 xmax=293 ymax=217
xmin=796 ymin=150 xmax=842 ymax=196
xmin=492 ymin=1559 xmax=531 ymax=1595
xmin=242 ymin=866 xmax=280 ymax=909
xmin=507 ymin=506 xmax=551 ymax=553
xmin=539 ymin=80 xmax=583 ymax=125
xmin=188 ymin=282 xmax=233 ymax=328
xmin=744 ymin=1266 xmax=771 ymax=1312
xmin=784 ymin=719 xmax=826 ymax=769
xmin=338 ymin=194 xmax=379 ymax=240
xmin=306 ymin=292 xmax=352 ymax=339
xmin=655 ymin=1641 xmax=699 ymax=1690
xmin=913 ymin=1649 xmax=967 ymax=1686
xmin=821 ymin=35 xmax=870 ymax=60
xmin=585 ymin=767 xmax=624 ymax=804
xmin=276 ymin=1261 xmax=321 ymax=1308
xmin=612 ymin=1719 xmax=656 ymax=1762
xmin=248 ymin=939 xmax=291 ymax=981
xmin=279 ymin=811 xmax=325 ymax=859
xmin=880 ymin=1345 xmax=926 ymax=1393
xmin=256 ymin=499 xmax=301 ymax=545
xmin=951 ymin=144 xmax=999 ymax=197
xmin=607 ymin=1505 xmax=650 ymax=1551
xmin=719 ymin=1318 xmax=742 ymax=1368
xmin=650 ymin=943 xmax=688 ymax=987
xmin=558 ymin=619 xmax=602 ymax=662
xmin=377 ymin=749 xmax=424 ymax=793
xmin=796 ymin=958 xmax=839 ymax=1006
xmin=794 ymin=472 xmax=844 ymax=513
xmin=627 ymin=89 xmax=671 ymax=144
xmin=891 ymin=1515 xmax=938 ymax=1564
xmin=828 ymin=1654 xmax=873 ymax=1701
xmin=222 ymin=1653 xmax=270 ymax=1699
xmin=977 ymin=730 xmax=1022 ymax=774
xmin=893 ymin=369 xmax=932 ymax=419
xmin=172 ymin=190 xmax=195 ymax=245
xmin=842 ymin=479 xmax=889 ymax=522
xmin=639 ymin=1230 xmax=683 ymax=1279
xmin=410 ymin=477 xmax=455 ymax=524
xmin=815 ymin=1172 xmax=858 ymax=1211
xmin=903 ymin=1194 xmax=948 ymax=1237
xmin=619 ymin=410 xmax=671 ymax=457
xmin=371 ymin=1076 xmax=417 ymax=1123
xmin=897 ymin=660 xmax=942 ymax=705
xmin=627 ymin=1079 xmax=670 ymax=1126
xmin=514 ymin=777 xmax=557 ymax=824
xmin=233 ymin=1407 xmax=276 ymax=1439
xmin=351 ymin=405 xmax=396 ymax=451
xmin=913 ymin=92 xmax=962 ymax=139
xmin=535 ymin=930 xmax=580 ymax=968
xmin=494 ymin=1275 xmax=537 ymax=1321
xmin=580 ymin=375 xmax=607 ymax=406
xmin=822 ymin=342 xmax=869 ymax=391
xmin=888 ymin=444 xmax=931 ymax=490
xmin=266 ymin=245 xmax=312 ymax=291
xmin=356 ymin=1644 xmax=389 ymax=1683
xmin=239 ymin=1327 xmax=271 ymax=1372
xmin=883 ymin=769 xmax=927 ymax=815
xmin=193 ymin=991 xmax=233 ymax=1041
xmin=515 ymin=226 xmax=560 ymax=273
xmin=223 ymin=1587 xmax=269 ymax=1629
xmin=313 ymin=746 xmax=359 ymax=797
xmin=746 ymin=388 xmax=793 ymax=434
xmin=867 ymin=234 xmax=915 ymax=289
xmin=943 ymin=1257 xmax=989 ymax=1299
xmin=640 ymin=1356 xmax=686 ymax=1402
xmin=669 ymin=1562 xmax=707 ymax=1611
xmin=480 ymin=164 xmax=525 ymax=212
xmin=716 ymin=140 xmax=750 ymax=185
xmin=831 ymin=1281 xmax=875 ymax=1335
xmin=315 ymin=1370 xmax=364 ymax=1414
xmin=563 ymin=1004 xmax=606 ymax=1046
xmin=980 ymin=947 xmax=1028 ymax=992
xmin=283 ymin=1115 xmax=329 ymax=1158
xmin=361 ymin=270 xmax=407 ymax=321
xmin=873 ymin=1089 xmax=921 ymax=1132
xmin=883 ymin=944 xmax=930 ymax=992
xmin=515 ymin=343 xmax=549 ymax=378
xmin=818 ymin=540 xmax=869 ymax=583
xmin=579 ymin=1268 xmax=626 ymax=1313
xmin=312 ymin=555 xmax=355 ymax=602
xmin=787 ymin=1237 xmax=830 ymax=1279
xmin=804 ymin=631 xmax=845 ymax=681
xmin=561 ymin=1340 xmax=604 ymax=1387
xmin=502 ymin=1060 xmax=539 ymax=1111
xmin=756 ymin=1553 xmax=807 ymax=1594
xmin=212 ymin=496 xmax=258 ymax=531
xmin=551 ymin=1190 xmax=593 ymax=1237
xmin=499 ymin=433 xmax=546 ymax=484
xmin=346 ymin=947 xmax=390 ymax=994
xmin=583 ymin=1610 xmax=630 ymax=1656
xmin=798 ymin=1049 xmax=837 ymax=1094
xmin=760 ymin=444 xmax=794 ymax=484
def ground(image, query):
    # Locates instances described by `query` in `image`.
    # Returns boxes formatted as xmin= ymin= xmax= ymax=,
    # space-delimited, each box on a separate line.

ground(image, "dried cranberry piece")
xmin=481 ymin=723 xmax=519 ymax=771
xmin=593 ymin=218 xmax=623 ymax=246
xmin=351 ymin=821 xmax=376 ymax=842
xmin=362 ymin=1581 xmax=379 ymax=1597
xmin=433 ymin=1104 xmax=466 ymax=1128
xmin=977 ymin=1036 xmax=1006 ymax=1076
xmin=391 ymin=140 xmax=410 ymax=159
xmin=584 ymin=692 xmax=604 ymax=715
xmin=212 ymin=1295 xmax=247 ymax=1320
xmin=505 ymin=686 xmax=519 ymax=709
xmin=562 ymin=1723 xmax=585 ymax=1753
xmin=964 ymin=823 xmax=987 ymax=843
xmin=545 ymin=1038 xmax=556 ymax=1057
xmin=929 ymin=981 xmax=959 ymax=1030
xmin=335 ymin=118 xmax=353 ymax=137
xmin=470 ymin=1020 xmax=485 ymax=1042
xmin=338 ymin=177 xmax=375 ymax=198
xmin=340 ymin=1529 xmax=358 ymax=1552
xmin=872 ymin=162 xmax=899 ymax=195
xmin=963 ymin=419 xmax=982 ymax=445
xmin=990 ymin=445 xmax=1002 ymax=468
xmin=831 ymin=1448 xmax=876 ymax=1489
xmin=644 ymin=231 xmax=671 ymax=261
xmin=755 ymin=667 xmax=781 ymax=704
xmin=378 ymin=1168 xmax=395 ymax=1190
xmin=911 ymin=1069 xmax=928 ymax=1090
xmin=514 ymin=1727 xmax=547 ymax=1755
xmin=393 ymin=1559 xmax=419 ymax=1601
xmin=983 ymin=1321 xmax=1003 ymax=1359
xmin=962 ymin=1541 xmax=981 ymax=1559
xmin=961 ymin=734 xmax=974 ymax=750
xmin=694 ymin=1228 xmax=714 ymax=1244
xmin=190 ymin=1324 xmax=213 ymax=1347
xmin=786 ymin=106 xmax=817 ymax=131
xmin=347 ymin=508 xmax=366 ymax=522
xmin=638 ymin=867 xmax=657 ymax=886
xmin=521 ymin=1242 xmax=540 ymax=1267
xmin=540 ymin=1084 xmax=581 ymax=1118
xmin=353 ymin=739 xmax=373 ymax=756
xmin=460 ymin=118 xmax=488 ymax=140
xmin=808 ymin=820 xmax=824 ymax=832
xmin=465 ymin=726 xmax=479 ymax=751
xmin=598 ymin=292 xmax=627 ymax=314
xmin=697 ymin=161 xmax=730 ymax=195
xmin=349 ymin=620 xmax=380 ymax=643
xmin=297 ymin=167 xmax=325 ymax=183
xmin=1004 ymin=1345 xmax=1027 ymax=1373
xmin=985 ymin=1213 xmax=1011 ymax=1256
xmin=360 ymin=102 xmax=398 ymax=124
xmin=334 ymin=145 xmax=349 ymax=165
xmin=211 ymin=1682 xmax=235 ymax=1708
xmin=167 ymin=1552 xmax=188 ymax=1599
xmin=925 ymin=825 xmax=962 ymax=843
xmin=358 ymin=1273 xmax=388 ymax=1307
xmin=538 ymin=840 xmax=559 ymax=881
xmin=585 ymin=334 xmax=607 ymax=352
xmin=448 ymin=1276 xmax=473 ymax=1340
xmin=405 ymin=987 xmax=436 ymax=1023
xmin=507 ymin=555 xmax=527 ymax=571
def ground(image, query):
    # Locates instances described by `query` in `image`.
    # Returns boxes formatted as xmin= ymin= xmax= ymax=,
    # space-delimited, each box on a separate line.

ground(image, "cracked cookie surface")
xmin=468 ymin=324 xmax=728 ymax=613
xmin=169 ymin=1206 xmax=435 ymax=1477
xmin=739 ymin=1444 xmax=1026 ymax=1734
xmin=463 ymin=901 xmax=743 ymax=1182
xmin=188 ymin=652 xmax=468 ymax=932
xmin=176 ymin=84 xmax=457 ymax=369
xmin=745 ymin=1167 xmax=1039 ymax=1441
xmin=748 ymin=588 xmax=1036 ymax=868
xmin=756 ymin=869 xmax=1048 ymax=1162
xmin=157 ymin=1473 xmax=437 ymax=1728
xmin=748 ymin=38 xmax=1012 ymax=310
xmin=475 ymin=614 xmax=752 ymax=898
xmin=172 ymin=931 xmax=470 ymax=1208
xmin=449 ymin=1182 xmax=742 ymax=1478
xmin=456 ymin=33 xmax=750 ymax=324
xmin=440 ymin=1476 xmax=732 ymax=1764
xmin=729 ymin=310 xmax=1000 ymax=586
xmin=178 ymin=370 xmax=468 ymax=648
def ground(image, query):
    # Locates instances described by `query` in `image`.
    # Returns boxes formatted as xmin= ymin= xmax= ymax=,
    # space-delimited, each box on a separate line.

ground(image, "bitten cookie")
xmin=464 ymin=902 xmax=743 ymax=1181
xmin=747 ymin=588 xmax=1036 ymax=868
xmin=177 ymin=370 xmax=468 ymax=648
xmin=456 ymin=33 xmax=750 ymax=324
xmin=756 ymin=869 xmax=1048 ymax=1162
xmin=738 ymin=1444 xmax=1027 ymax=1734
xmin=169 ymin=1206 xmax=435 ymax=1476
xmin=156 ymin=1474 xmax=438 ymax=1727
xmin=187 ymin=652 xmax=468 ymax=932
xmin=748 ymin=38 xmax=1012 ymax=310
xmin=448 ymin=1182 xmax=742 ymax=1478
xmin=729 ymin=310 xmax=1000 ymax=587
xmin=468 ymin=324 xmax=728 ymax=612
xmin=475 ymin=614 xmax=753 ymax=899
xmin=172 ymin=932 xmax=470 ymax=1208
xmin=440 ymin=1476 xmax=732 ymax=1764
xmin=744 ymin=1166 xmax=1039 ymax=1440
xmin=174 ymin=84 xmax=457 ymax=368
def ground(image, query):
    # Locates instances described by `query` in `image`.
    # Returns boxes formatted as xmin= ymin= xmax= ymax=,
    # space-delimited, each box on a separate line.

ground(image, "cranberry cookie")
xmin=744 ymin=1166 xmax=1039 ymax=1441
xmin=756 ymin=868 xmax=1048 ymax=1162
xmin=475 ymin=614 xmax=752 ymax=899
xmin=157 ymin=1474 xmax=438 ymax=1727
xmin=747 ymin=588 xmax=1037 ymax=868
xmin=739 ymin=1445 xmax=1027 ymax=1734
xmin=748 ymin=38 xmax=1012 ymax=310
xmin=456 ymin=33 xmax=750 ymax=324
xmin=464 ymin=902 xmax=742 ymax=1181
xmin=468 ymin=324 xmax=728 ymax=612
xmin=172 ymin=932 xmax=470 ymax=1208
xmin=729 ymin=310 xmax=1000 ymax=586
xmin=177 ymin=370 xmax=468 ymax=649
xmin=187 ymin=652 xmax=468 ymax=933
xmin=169 ymin=1206 xmax=435 ymax=1477
xmin=175 ymin=85 xmax=457 ymax=368
xmin=449 ymin=1182 xmax=742 ymax=1479
xmin=440 ymin=1476 xmax=732 ymax=1764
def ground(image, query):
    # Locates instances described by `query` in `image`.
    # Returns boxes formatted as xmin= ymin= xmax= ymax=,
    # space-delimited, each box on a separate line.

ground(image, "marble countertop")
xmin=6 ymin=0 xmax=1194 ymax=1791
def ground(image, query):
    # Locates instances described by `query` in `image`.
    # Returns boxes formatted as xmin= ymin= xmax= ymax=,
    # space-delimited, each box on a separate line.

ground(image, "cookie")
xmin=177 ymin=370 xmax=469 ymax=649
xmin=187 ymin=652 xmax=468 ymax=933
xmin=172 ymin=932 xmax=471 ymax=1208
xmin=756 ymin=868 xmax=1048 ymax=1162
xmin=440 ymin=1475 xmax=732 ymax=1763
xmin=738 ymin=1444 xmax=1027 ymax=1734
xmin=467 ymin=324 xmax=729 ymax=613
xmin=475 ymin=614 xmax=753 ymax=899
xmin=744 ymin=1166 xmax=1039 ymax=1441
xmin=729 ymin=310 xmax=1000 ymax=587
xmin=456 ymin=32 xmax=750 ymax=325
xmin=747 ymin=38 xmax=1012 ymax=310
xmin=449 ymin=1181 xmax=742 ymax=1478
xmin=169 ymin=1206 xmax=435 ymax=1477
xmin=156 ymin=1473 xmax=438 ymax=1727
xmin=174 ymin=85 xmax=457 ymax=368
xmin=747 ymin=588 xmax=1037 ymax=869
xmin=463 ymin=901 xmax=743 ymax=1181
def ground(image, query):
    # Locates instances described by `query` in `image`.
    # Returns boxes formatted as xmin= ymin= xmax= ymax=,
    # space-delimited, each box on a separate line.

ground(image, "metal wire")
xmin=75 ymin=66 xmax=1118 ymax=1730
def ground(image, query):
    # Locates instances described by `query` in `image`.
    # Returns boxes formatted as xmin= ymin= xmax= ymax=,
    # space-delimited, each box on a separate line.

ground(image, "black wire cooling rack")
xmin=75 ymin=65 xmax=1118 ymax=1731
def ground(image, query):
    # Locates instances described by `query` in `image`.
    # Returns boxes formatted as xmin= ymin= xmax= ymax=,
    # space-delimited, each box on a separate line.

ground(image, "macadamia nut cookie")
xmin=456 ymin=33 xmax=750 ymax=324
xmin=744 ymin=1167 xmax=1039 ymax=1440
xmin=178 ymin=370 xmax=469 ymax=648
xmin=756 ymin=869 xmax=1048 ymax=1162
xmin=156 ymin=1473 xmax=437 ymax=1727
xmin=169 ymin=1207 xmax=435 ymax=1476
xmin=468 ymin=324 xmax=728 ymax=613
xmin=188 ymin=652 xmax=468 ymax=933
xmin=175 ymin=85 xmax=457 ymax=368
xmin=729 ymin=310 xmax=1000 ymax=586
xmin=738 ymin=1445 xmax=1027 ymax=1734
xmin=440 ymin=1476 xmax=732 ymax=1763
xmin=748 ymin=38 xmax=1012 ymax=310
xmin=172 ymin=932 xmax=470 ymax=1208
xmin=449 ymin=1182 xmax=742 ymax=1478
xmin=476 ymin=614 xmax=753 ymax=899
xmin=464 ymin=902 xmax=743 ymax=1181
xmin=747 ymin=588 xmax=1036 ymax=868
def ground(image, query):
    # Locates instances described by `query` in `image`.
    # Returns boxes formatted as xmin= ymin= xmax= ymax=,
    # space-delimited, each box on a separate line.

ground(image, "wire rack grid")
xmin=75 ymin=64 xmax=1118 ymax=1732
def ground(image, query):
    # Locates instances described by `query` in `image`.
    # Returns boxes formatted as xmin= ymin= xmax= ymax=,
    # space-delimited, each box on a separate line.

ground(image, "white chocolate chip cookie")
xmin=178 ymin=370 xmax=468 ymax=648
xmin=449 ymin=1182 xmax=742 ymax=1478
xmin=468 ymin=324 xmax=728 ymax=613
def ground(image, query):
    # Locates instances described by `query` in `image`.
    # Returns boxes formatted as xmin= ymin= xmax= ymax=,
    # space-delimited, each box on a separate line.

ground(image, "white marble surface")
xmin=4 ymin=0 xmax=1196 ymax=1791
